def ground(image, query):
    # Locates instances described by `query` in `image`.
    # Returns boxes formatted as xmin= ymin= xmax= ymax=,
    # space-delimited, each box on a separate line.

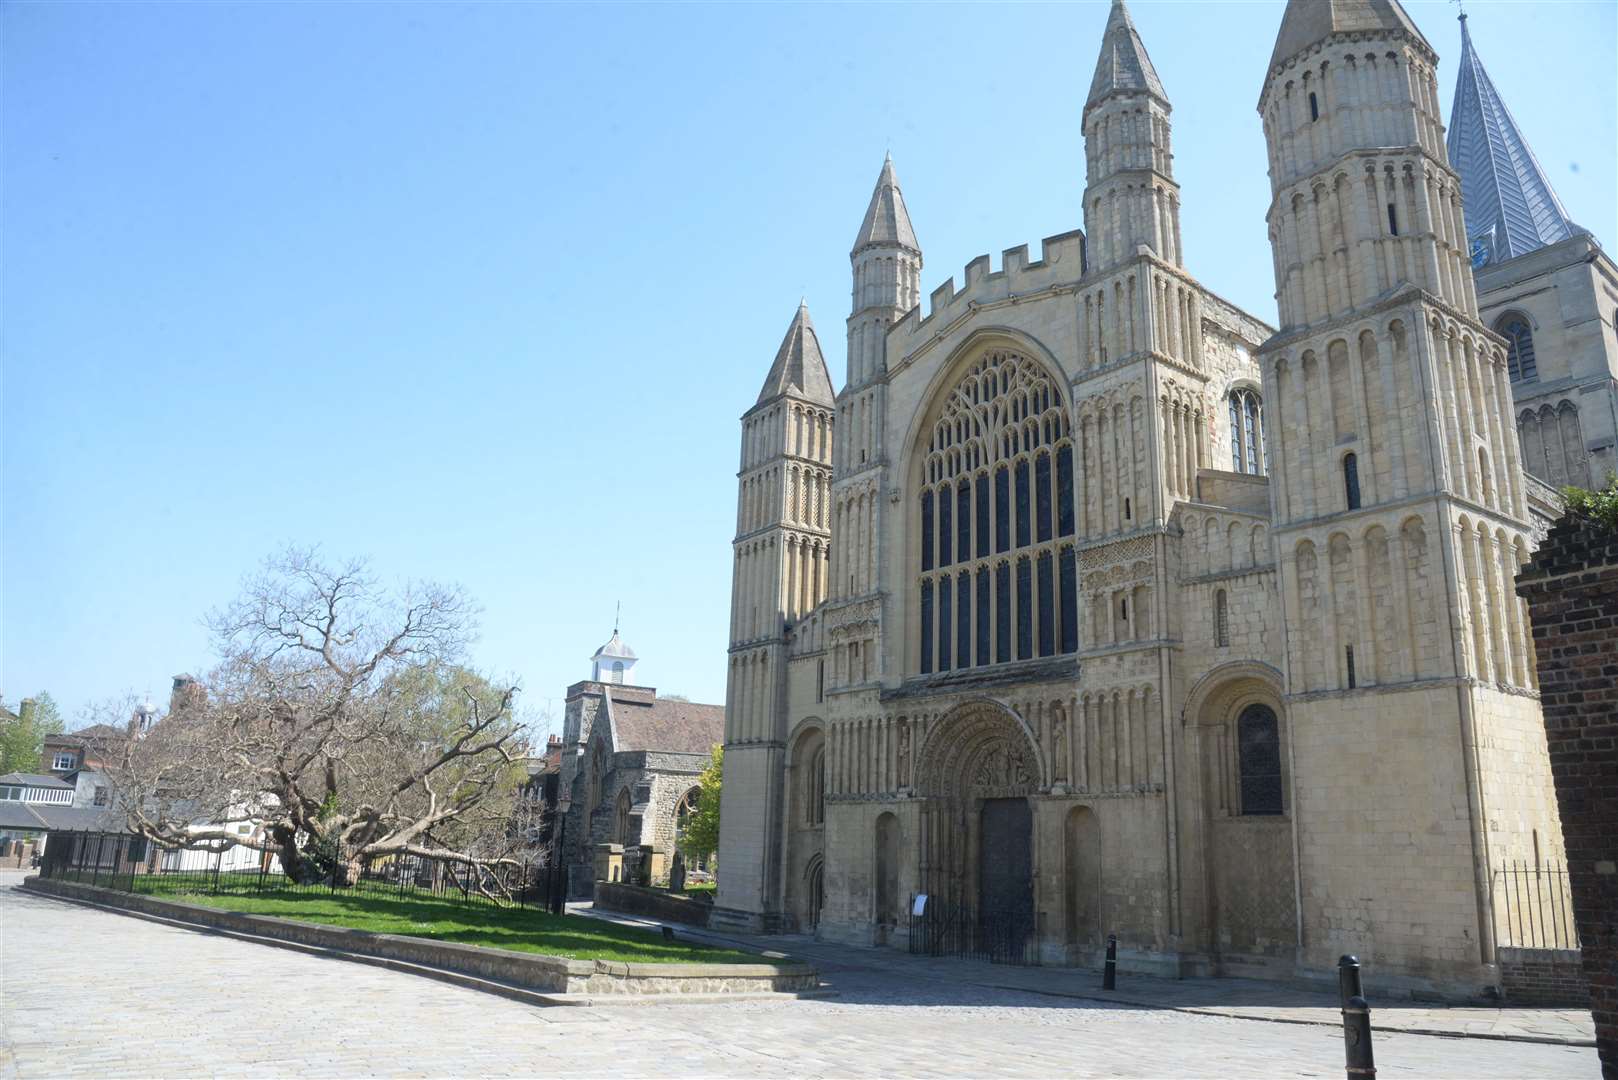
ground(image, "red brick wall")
xmin=1517 ymin=514 xmax=1618 ymax=1078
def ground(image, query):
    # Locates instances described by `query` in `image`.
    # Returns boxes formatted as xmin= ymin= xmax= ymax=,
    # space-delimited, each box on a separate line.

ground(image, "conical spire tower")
xmin=1447 ymin=13 xmax=1579 ymax=267
xmin=852 ymin=153 xmax=919 ymax=256
xmin=1086 ymin=0 xmax=1167 ymax=110
xmin=758 ymin=301 xmax=834 ymax=406
xmin=847 ymin=154 xmax=922 ymax=389
xmin=1082 ymin=0 xmax=1180 ymax=269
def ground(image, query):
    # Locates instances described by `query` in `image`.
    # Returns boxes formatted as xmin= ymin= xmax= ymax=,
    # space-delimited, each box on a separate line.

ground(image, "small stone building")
xmin=553 ymin=629 xmax=723 ymax=897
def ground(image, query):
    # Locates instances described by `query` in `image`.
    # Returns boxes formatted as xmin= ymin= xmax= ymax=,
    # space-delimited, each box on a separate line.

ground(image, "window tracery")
xmin=1228 ymin=387 xmax=1265 ymax=476
xmin=917 ymin=351 xmax=1077 ymax=673
xmin=1497 ymin=315 xmax=1537 ymax=383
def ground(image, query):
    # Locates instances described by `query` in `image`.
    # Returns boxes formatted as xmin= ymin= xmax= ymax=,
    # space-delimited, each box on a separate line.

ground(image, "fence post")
xmin=91 ymin=832 xmax=104 ymax=888
xmin=212 ymin=845 xmax=223 ymax=894
xmin=1102 ymin=933 xmax=1117 ymax=990
xmin=1339 ymin=955 xmax=1375 ymax=1079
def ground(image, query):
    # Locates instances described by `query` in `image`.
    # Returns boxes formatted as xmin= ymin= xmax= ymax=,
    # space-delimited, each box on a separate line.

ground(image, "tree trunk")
xmin=271 ymin=825 xmax=313 ymax=884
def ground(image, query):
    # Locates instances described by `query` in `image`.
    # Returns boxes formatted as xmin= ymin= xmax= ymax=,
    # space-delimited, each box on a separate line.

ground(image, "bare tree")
xmin=110 ymin=549 xmax=528 ymax=887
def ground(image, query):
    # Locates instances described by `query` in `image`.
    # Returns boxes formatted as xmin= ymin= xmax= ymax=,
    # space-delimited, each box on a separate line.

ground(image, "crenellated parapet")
xmin=887 ymin=232 xmax=1087 ymax=364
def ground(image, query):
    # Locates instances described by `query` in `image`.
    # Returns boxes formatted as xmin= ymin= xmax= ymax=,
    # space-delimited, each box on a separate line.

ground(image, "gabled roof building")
xmin=553 ymin=627 xmax=723 ymax=895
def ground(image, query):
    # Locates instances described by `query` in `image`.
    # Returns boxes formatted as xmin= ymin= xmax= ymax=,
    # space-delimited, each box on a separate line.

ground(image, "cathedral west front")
xmin=714 ymin=0 xmax=1596 ymax=999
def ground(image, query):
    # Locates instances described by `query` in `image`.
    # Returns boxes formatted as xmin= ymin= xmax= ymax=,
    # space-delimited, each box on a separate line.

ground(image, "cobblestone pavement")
xmin=1 ymin=884 xmax=1598 ymax=1079
xmin=575 ymin=906 xmax=1596 ymax=1046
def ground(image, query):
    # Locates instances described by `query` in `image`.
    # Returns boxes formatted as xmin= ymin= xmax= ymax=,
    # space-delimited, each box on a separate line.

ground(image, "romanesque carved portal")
xmin=915 ymin=703 xmax=1039 ymax=913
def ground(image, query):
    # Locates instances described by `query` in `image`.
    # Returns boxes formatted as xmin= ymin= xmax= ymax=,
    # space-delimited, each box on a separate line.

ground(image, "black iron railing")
xmin=908 ymin=896 xmax=1040 ymax=966
xmin=1494 ymin=860 xmax=1579 ymax=950
xmin=37 ymin=829 xmax=569 ymax=914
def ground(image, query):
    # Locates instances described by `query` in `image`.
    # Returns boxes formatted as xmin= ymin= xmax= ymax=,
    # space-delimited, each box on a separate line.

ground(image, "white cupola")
xmin=591 ymin=627 xmax=638 ymax=685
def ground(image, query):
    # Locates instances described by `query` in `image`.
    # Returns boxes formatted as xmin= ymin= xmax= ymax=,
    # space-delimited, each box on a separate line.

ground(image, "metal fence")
xmin=908 ymin=896 xmax=1041 ymax=966
xmin=1494 ymin=860 xmax=1579 ymax=950
xmin=38 ymin=830 xmax=569 ymax=915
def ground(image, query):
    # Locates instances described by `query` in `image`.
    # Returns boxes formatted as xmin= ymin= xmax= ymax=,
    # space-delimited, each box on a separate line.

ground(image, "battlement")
xmin=890 ymin=230 xmax=1087 ymax=355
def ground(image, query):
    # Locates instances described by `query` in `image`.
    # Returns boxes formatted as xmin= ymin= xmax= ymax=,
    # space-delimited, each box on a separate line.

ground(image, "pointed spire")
xmin=851 ymin=154 xmax=919 ymax=255
xmin=1447 ymin=12 xmax=1579 ymax=267
xmin=1086 ymin=0 xmax=1167 ymax=112
xmin=757 ymin=302 xmax=835 ymax=406
xmin=1268 ymin=0 xmax=1432 ymax=73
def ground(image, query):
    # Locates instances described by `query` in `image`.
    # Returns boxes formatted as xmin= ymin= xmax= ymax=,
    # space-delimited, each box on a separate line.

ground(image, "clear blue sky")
xmin=4 ymin=1 xmax=1614 ymax=735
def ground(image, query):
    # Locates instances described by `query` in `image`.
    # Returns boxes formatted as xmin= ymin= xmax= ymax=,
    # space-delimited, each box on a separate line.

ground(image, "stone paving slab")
xmin=1 ymin=881 xmax=1599 ymax=1078
xmin=573 ymin=903 xmax=1599 ymax=1047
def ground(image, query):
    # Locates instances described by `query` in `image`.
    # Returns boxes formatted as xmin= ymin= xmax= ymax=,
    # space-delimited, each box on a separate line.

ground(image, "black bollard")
xmin=1342 ymin=995 xmax=1375 ymax=1078
xmin=1338 ymin=957 xmax=1374 ymax=1079
xmin=1338 ymin=954 xmax=1364 ymax=1005
xmin=1102 ymin=933 xmax=1117 ymax=990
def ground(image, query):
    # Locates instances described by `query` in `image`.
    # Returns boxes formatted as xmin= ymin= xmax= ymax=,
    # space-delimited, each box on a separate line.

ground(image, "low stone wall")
xmin=1499 ymin=947 xmax=1590 ymax=1007
xmin=23 ymin=877 xmax=816 ymax=996
xmin=594 ymin=881 xmax=712 ymax=928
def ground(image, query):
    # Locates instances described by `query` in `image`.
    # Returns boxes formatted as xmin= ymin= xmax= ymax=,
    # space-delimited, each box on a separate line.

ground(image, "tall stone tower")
xmin=714 ymin=303 xmax=835 ymax=926
xmin=824 ymin=156 xmax=922 ymax=692
xmin=1258 ymin=0 xmax=1563 ymax=985
xmin=1084 ymin=0 xmax=1180 ymax=274
xmin=1075 ymin=0 xmax=1213 ymax=657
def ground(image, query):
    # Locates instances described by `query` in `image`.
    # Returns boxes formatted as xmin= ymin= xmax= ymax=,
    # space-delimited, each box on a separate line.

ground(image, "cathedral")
xmin=715 ymin=0 xmax=1614 ymax=998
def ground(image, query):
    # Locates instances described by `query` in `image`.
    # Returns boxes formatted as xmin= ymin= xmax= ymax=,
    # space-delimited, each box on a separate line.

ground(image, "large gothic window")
xmin=917 ymin=351 xmax=1077 ymax=673
xmin=1497 ymin=316 xmax=1538 ymax=383
xmin=1228 ymin=388 xmax=1265 ymax=475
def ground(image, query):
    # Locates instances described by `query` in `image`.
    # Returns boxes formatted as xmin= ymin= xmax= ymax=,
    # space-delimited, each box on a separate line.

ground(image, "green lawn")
xmin=109 ymin=873 xmax=768 ymax=965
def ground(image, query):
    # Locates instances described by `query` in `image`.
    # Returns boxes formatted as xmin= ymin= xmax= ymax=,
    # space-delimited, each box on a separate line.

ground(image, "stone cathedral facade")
xmin=716 ymin=0 xmax=1574 ymax=997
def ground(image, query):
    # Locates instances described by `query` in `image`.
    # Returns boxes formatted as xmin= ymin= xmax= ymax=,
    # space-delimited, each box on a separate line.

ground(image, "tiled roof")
xmin=605 ymin=689 xmax=723 ymax=756
xmin=0 ymin=803 xmax=131 ymax=833
xmin=47 ymin=723 xmax=129 ymax=747
xmin=0 ymin=773 xmax=74 ymax=789
xmin=756 ymin=302 xmax=835 ymax=407
xmin=1086 ymin=0 xmax=1167 ymax=111
xmin=1446 ymin=14 xmax=1579 ymax=267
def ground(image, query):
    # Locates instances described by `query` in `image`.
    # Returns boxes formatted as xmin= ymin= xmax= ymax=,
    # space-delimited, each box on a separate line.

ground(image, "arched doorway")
xmin=875 ymin=812 xmax=901 ymax=936
xmin=784 ymin=721 xmax=826 ymax=933
xmin=804 ymin=855 xmax=825 ymax=932
xmin=1064 ymin=805 xmax=1100 ymax=946
xmin=1184 ymin=664 xmax=1297 ymax=965
xmin=914 ymin=701 xmax=1041 ymax=920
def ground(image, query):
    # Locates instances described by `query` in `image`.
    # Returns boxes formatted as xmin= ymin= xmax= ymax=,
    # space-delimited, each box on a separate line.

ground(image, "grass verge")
xmin=67 ymin=872 xmax=770 ymax=965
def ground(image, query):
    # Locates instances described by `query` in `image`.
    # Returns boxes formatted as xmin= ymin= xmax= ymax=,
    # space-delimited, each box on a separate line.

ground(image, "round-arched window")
xmin=1237 ymin=704 xmax=1283 ymax=816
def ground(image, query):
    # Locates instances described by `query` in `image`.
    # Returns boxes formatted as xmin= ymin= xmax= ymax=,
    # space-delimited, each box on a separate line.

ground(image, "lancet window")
xmin=1228 ymin=388 xmax=1265 ymax=476
xmin=1498 ymin=315 xmax=1538 ymax=383
xmin=917 ymin=351 xmax=1077 ymax=673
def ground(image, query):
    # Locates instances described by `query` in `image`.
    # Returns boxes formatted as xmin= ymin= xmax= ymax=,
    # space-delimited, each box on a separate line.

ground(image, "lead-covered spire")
xmin=1085 ymin=0 xmax=1167 ymax=113
xmin=1447 ymin=13 xmax=1579 ymax=267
